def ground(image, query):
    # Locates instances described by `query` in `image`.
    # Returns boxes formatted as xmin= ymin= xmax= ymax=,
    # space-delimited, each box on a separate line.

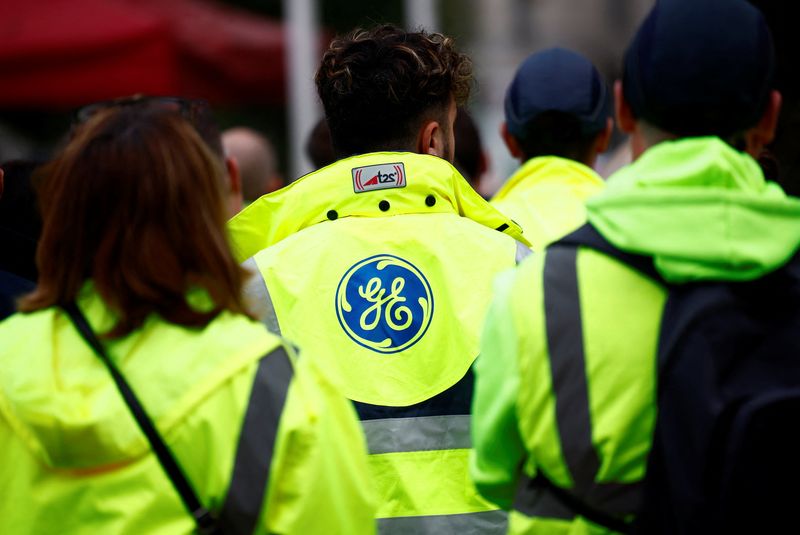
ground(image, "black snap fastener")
xmin=425 ymin=195 xmax=436 ymax=207
xmin=379 ymin=200 xmax=390 ymax=212
xmin=327 ymin=209 xmax=338 ymax=220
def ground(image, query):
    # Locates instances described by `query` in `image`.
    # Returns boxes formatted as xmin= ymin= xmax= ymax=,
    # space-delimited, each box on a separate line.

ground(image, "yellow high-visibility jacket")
xmin=491 ymin=156 xmax=605 ymax=251
xmin=228 ymin=152 xmax=530 ymax=534
xmin=0 ymin=283 xmax=375 ymax=535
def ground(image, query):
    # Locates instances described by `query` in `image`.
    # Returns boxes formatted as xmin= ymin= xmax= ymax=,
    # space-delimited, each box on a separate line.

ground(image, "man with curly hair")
xmin=228 ymin=24 xmax=530 ymax=534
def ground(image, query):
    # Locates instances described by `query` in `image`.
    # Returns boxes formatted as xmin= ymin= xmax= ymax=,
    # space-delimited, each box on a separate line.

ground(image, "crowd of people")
xmin=1 ymin=0 xmax=799 ymax=533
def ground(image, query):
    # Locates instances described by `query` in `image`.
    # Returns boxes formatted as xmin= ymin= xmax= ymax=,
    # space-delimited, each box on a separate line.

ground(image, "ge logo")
xmin=335 ymin=254 xmax=434 ymax=354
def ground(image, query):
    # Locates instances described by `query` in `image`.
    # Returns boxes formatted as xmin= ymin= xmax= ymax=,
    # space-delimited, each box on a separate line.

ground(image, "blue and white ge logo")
xmin=335 ymin=254 xmax=434 ymax=354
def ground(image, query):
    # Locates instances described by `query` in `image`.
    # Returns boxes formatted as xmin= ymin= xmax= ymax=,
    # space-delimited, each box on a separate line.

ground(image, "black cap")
xmin=623 ymin=0 xmax=774 ymax=138
xmin=505 ymin=47 xmax=612 ymax=139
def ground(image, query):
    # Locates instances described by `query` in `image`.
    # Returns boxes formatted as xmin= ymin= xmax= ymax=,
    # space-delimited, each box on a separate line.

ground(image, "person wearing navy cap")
xmin=491 ymin=47 xmax=613 ymax=251
xmin=471 ymin=0 xmax=800 ymax=533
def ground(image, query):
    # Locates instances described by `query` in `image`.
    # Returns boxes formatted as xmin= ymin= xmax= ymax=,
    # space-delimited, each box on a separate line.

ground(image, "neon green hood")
xmin=587 ymin=137 xmax=800 ymax=282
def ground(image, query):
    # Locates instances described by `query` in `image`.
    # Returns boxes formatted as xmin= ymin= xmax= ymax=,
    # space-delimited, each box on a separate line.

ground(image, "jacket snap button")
xmin=425 ymin=195 xmax=436 ymax=207
xmin=379 ymin=200 xmax=390 ymax=212
xmin=327 ymin=209 xmax=338 ymax=220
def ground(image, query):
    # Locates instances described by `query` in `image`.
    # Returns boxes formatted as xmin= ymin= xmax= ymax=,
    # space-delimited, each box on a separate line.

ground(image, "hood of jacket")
xmin=227 ymin=152 xmax=528 ymax=262
xmin=492 ymin=155 xmax=604 ymax=203
xmin=491 ymin=156 xmax=605 ymax=251
xmin=587 ymin=137 xmax=800 ymax=283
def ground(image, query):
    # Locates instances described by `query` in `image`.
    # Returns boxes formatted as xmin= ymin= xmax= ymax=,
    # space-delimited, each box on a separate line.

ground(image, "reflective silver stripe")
xmin=378 ymin=510 xmax=508 ymax=535
xmin=220 ymin=347 xmax=294 ymax=534
xmin=361 ymin=415 xmax=471 ymax=454
xmin=242 ymin=257 xmax=281 ymax=335
xmin=516 ymin=240 xmax=532 ymax=264
xmin=538 ymin=247 xmax=643 ymax=517
xmin=543 ymin=246 xmax=600 ymax=493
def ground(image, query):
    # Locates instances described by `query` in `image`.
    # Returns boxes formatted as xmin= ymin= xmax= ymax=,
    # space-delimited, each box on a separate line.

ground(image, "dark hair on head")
xmin=20 ymin=106 xmax=252 ymax=338
xmin=515 ymin=111 xmax=602 ymax=164
xmin=315 ymin=24 xmax=473 ymax=158
xmin=72 ymin=96 xmax=225 ymax=160
xmin=188 ymin=104 xmax=225 ymax=160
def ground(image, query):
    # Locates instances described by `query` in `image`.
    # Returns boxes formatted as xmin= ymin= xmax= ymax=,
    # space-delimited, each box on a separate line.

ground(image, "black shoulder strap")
xmin=62 ymin=302 xmax=221 ymax=535
xmin=556 ymin=224 xmax=663 ymax=283
xmin=518 ymin=473 xmax=633 ymax=534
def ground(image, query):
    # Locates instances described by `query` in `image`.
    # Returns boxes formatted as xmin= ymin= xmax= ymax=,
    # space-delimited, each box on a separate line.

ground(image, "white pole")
xmin=404 ymin=0 xmax=440 ymax=32
xmin=473 ymin=0 xmax=523 ymax=195
xmin=285 ymin=0 xmax=321 ymax=179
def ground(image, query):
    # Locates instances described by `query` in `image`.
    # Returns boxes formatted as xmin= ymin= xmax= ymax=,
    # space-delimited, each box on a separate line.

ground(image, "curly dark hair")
xmin=315 ymin=25 xmax=473 ymax=158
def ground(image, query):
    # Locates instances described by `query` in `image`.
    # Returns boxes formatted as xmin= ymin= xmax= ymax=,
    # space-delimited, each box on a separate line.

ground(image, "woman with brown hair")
xmin=0 ymin=103 xmax=375 ymax=535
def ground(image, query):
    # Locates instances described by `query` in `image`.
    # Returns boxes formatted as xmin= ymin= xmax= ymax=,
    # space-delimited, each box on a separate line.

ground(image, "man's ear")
xmin=745 ymin=90 xmax=782 ymax=157
xmin=500 ymin=122 xmax=524 ymax=160
xmin=615 ymin=80 xmax=636 ymax=135
xmin=225 ymin=156 xmax=243 ymax=215
xmin=417 ymin=119 xmax=444 ymax=157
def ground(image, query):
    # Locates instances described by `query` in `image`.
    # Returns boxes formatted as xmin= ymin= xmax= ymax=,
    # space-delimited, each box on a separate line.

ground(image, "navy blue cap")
xmin=623 ymin=0 xmax=774 ymax=137
xmin=505 ymin=47 xmax=612 ymax=139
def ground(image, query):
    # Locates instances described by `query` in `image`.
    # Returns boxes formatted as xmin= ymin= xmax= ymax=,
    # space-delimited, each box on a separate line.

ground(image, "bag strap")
xmin=62 ymin=302 xmax=220 ymax=535
xmin=527 ymin=473 xmax=633 ymax=534
xmin=555 ymin=224 xmax=664 ymax=284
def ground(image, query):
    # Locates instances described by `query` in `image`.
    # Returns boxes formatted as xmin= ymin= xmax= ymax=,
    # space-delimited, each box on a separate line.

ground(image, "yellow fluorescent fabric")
xmin=0 ymin=285 xmax=375 ymax=535
xmin=235 ymin=153 xmax=521 ymax=406
xmin=228 ymin=152 xmax=521 ymax=524
xmin=228 ymin=151 xmax=529 ymax=262
xmin=577 ymin=249 xmax=665 ymax=482
xmin=368 ymin=449 xmax=495 ymax=518
xmin=255 ymin=212 xmax=517 ymax=406
xmin=491 ymin=156 xmax=605 ymax=251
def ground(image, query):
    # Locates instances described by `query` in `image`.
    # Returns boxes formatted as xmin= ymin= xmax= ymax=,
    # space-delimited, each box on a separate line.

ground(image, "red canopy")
xmin=0 ymin=0 xmax=288 ymax=108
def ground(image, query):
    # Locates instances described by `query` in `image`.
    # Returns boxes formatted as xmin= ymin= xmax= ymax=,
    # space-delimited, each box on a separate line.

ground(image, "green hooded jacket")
xmin=471 ymin=137 xmax=800 ymax=534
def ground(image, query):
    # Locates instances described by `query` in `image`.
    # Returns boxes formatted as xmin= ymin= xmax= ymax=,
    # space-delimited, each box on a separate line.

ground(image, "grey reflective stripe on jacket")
xmin=361 ymin=415 xmax=471 ymax=455
xmin=219 ymin=346 xmax=294 ymax=534
xmin=362 ymin=412 xmax=507 ymax=534
xmin=513 ymin=246 xmax=641 ymax=522
xmin=243 ymin=257 xmax=281 ymax=335
xmin=378 ymin=510 xmax=508 ymax=535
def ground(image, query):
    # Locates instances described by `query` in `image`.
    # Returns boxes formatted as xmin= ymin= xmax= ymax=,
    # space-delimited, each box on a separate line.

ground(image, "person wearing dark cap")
xmin=470 ymin=0 xmax=800 ymax=533
xmin=491 ymin=47 xmax=613 ymax=251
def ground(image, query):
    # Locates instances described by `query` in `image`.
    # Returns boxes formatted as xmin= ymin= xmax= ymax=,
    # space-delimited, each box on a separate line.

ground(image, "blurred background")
xmin=7 ymin=0 xmax=779 ymax=197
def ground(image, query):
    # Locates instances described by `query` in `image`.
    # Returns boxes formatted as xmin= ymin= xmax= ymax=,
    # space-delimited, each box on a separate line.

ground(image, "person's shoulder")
xmin=284 ymin=350 xmax=341 ymax=412
xmin=0 ymin=308 xmax=57 ymax=353
xmin=190 ymin=310 xmax=285 ymax=366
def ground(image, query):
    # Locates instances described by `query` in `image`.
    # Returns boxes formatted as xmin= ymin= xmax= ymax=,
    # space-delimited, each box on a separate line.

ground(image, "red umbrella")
xmin=0 ymin=0 xmax=287 ymax=108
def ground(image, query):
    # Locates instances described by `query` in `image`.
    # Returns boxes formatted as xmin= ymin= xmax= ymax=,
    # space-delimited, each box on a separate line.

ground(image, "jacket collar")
xmin=492 ymin=156 xmax=604 ymax=202
xmin=228 ymin=152 xmax=528 ymax=261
